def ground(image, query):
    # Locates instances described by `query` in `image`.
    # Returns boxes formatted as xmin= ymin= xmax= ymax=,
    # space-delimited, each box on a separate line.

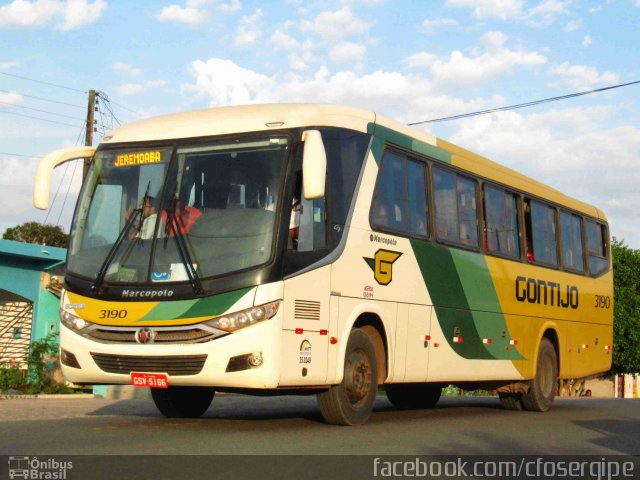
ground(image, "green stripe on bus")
xmin=410 ymin=240 xmax=493 ymax=359
xmin=410 ymin=241 xmax=524 ymax=360
xmin=367 ymin=123 xmax=452 ymax=165
xmin=138 ymin=287 xmax=253 ymax=322
xmin=450 ymin=249 xmax=524 ymax=360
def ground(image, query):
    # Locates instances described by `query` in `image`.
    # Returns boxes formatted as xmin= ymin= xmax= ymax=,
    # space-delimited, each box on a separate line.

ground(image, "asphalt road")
xmin=2 ymin=394 xmax=639 ymax=456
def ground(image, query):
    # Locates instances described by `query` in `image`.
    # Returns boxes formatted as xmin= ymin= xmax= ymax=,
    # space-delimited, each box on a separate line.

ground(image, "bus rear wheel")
xmin=521 ymin=338 xmax=558 ymax=412
xmin=317 ymin=328 xmax=378 ymax=426
xmin=386 ymin=383 xmax=442 ymax=409
xmin=151 ymin=386 xmax=215 ymax=418
xmin=498 ymin=393 xmax=524 ymax=411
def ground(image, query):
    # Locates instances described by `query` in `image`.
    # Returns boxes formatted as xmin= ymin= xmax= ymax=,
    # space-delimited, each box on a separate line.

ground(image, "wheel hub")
xmin=345 ymin=349 xmax=372 ymax=406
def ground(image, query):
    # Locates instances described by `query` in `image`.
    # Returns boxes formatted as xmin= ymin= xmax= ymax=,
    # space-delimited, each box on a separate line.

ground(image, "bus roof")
xmin=102 ymin=103 xmax=606 ymax=221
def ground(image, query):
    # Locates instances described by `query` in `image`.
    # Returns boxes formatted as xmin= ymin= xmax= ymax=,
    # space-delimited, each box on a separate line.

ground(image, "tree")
xmin=2 ymin=222 xmax=69 ymax=248
xmin=611 ymin=239 xmax=640 ymax=375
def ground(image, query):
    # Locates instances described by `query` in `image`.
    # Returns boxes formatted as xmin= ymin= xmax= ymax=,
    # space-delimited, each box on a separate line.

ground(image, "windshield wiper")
xmin=91 ymin=206 xmax=142 ymax=294
xmin=164 ymin=195 xmax=204 ymax=295
xmin=91 ymin=183 xmax=152 ymax=294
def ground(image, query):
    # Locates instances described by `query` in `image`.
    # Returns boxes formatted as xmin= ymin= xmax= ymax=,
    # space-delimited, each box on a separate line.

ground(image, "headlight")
xmin=60 ymin=309 xmax=90 ymax=331
xmin=206 ymin=301 xmax=280 ymax=333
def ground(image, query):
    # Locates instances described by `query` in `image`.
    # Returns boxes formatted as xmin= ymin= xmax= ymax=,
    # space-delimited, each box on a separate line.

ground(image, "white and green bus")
xmin=34 ymin=104 xmax=613 ymax=425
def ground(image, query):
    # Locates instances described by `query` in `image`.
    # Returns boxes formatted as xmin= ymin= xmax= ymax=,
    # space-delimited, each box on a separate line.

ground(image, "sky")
xmin=0 ymin=0 xmax=639 ymax=247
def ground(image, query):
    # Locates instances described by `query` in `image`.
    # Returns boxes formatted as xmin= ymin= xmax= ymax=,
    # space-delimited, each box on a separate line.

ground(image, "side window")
xmin=484 ymin=186 xmax=520 ymax=258
xmin=371 ymin=150 xmax=428 ymax=238
xmin=371 ymin=150 xmax=408 ymax=231
xmin=407 ymin=160 xmax=429 ymax=237
xmin=433 ymin=168 xmax=457 ymax=243
xmin=586 ymin=221 xmax=609 ymax=276
xmin=433 ymin=167 xmax=478 ymax=247
xmin=457 ymin=176 xmax=478 ymax=247
xmin=529 ymin=200 xmax=558 ymax=266
xmin=296 ymin=197 xmax=326 ymax=252
xmin=560 ymin=211 xmax=584 ymax=272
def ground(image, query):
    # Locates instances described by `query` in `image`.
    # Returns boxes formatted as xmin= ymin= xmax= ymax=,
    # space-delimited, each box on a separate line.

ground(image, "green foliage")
xmin=0 ymin=360 xmax=25 ymax=391
xmin=611 ymin=239 xmax=640 ymax=374
xmin=2 ymin=221 xmax=69 ymax=248
xmin=441 ymin=385 xmax=496 ymax=397
xmin=0 ymin=334 xmax=73 ymax=394
xmin=25 ymin=333 xmax=59 ymax=392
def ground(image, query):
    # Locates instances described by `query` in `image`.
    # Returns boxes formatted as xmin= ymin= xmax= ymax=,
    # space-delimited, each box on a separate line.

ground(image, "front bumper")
xmin=59 ymin=311 xmax=283 ymax=389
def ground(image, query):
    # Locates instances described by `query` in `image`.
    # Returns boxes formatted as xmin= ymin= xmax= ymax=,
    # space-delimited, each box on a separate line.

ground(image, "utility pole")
xmin=83 ymin=89 xmax=96 ymax=178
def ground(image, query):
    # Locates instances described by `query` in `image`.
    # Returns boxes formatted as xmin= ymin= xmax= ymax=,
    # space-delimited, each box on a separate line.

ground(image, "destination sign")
xmin=114 ymin=151 xmax=162 ymax=167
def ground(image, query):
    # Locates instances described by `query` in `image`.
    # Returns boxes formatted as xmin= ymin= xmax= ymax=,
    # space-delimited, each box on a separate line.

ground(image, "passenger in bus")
xmin=160 ymin=201 xmax=202 ymax=236
xmin=139 ymin=196 xmax=158 ymax=240
xmin=289 ymin=197 xmax=301 ymax=250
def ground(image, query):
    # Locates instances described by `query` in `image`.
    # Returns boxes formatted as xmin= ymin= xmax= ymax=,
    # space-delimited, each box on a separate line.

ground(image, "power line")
xmin=0 ymin=152 xmax=42 ymax=159
xmin=57 ymin=159 xmax=80 ymax=226
xmin=408 ymin=79 xmax=640 ymax=125
xmin=46 ymin=120 xmax=86 ymax=226
xmin=0 ymin=109 xmax=83 ymax=128
xmin=97 ymin=91 xmax=122 ymax=125
xmin=0 ymin=100 xmax=85 ymax=122
xmin=0 ymin=89 xmax=85 ymax=109
xmin=105 ymin=96 xmax=142 ymax=117
xmin=0 ymin=70 xmax=86 ymax=94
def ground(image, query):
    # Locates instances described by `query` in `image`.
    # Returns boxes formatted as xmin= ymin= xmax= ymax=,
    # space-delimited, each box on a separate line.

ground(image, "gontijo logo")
xmin=363 ymin=249 xmax=403 ymax=286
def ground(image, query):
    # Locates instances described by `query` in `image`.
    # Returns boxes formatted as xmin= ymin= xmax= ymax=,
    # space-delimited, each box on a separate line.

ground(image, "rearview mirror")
xmin=33 ymin=147 xmax=96 ymax=210
xmin=301 ymin=130 xmax=326 ymax=200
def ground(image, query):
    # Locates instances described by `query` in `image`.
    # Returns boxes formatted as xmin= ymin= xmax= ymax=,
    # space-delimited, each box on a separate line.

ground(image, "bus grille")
xmin=84 ymin=327 xmax=219 ymax=344
xmin=90 ymin=353 xmax=207 ymax=376
xmin=294 ymin=300 xmax=321 ymax=321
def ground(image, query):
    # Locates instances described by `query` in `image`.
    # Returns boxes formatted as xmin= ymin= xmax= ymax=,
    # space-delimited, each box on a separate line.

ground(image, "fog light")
xmin=226 ymin=352 xmax=264 ymax=372
xmin=61 ymin=349 xmax=81 ymax=369
xmin=248 ymin=352 xmax=263 ymax=367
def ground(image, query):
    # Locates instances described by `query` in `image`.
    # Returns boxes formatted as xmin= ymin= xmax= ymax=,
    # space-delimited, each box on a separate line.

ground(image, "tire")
xmin=521 ymin=338 xmax=558 ymax=412
xmin=498 ymin=393 xmax=524 ymax=411
xmin=386 ymin=383 xmax=442 ymax=409
xmin=317 ymin=328 xmax=378 ymax=425
xmin=151 ymin=386 xmax=215 ymax=418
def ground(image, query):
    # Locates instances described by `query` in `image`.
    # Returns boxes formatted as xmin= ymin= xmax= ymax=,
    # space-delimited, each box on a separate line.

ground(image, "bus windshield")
xmin=68 ymin=136 xmax=289 ymax=285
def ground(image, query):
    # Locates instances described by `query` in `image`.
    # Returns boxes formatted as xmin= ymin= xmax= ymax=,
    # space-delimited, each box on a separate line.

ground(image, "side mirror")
xmin=301 ymin=130 xmax=326 ymax=200
xmin=33 ymin=146 xmax=96 ymax=210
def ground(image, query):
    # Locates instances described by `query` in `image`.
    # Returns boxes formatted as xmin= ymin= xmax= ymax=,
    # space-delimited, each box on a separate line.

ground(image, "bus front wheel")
xmin=521 ymin=338 xmax=558 ymax=412
xmin=317 ymin=328 xmax=378 ymax=426
xmin=151 ymin=386 xmax=215 ymax=418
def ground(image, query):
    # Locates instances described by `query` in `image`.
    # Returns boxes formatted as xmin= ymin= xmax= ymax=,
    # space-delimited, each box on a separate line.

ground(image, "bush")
xmin=0 ymin=334 xmax=73 ymax=394
xmin=0 ymin=360 xmax=26 ymax=392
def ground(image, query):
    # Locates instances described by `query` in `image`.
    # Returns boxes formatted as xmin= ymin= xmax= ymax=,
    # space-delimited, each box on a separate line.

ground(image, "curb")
xmin=0 ymin=393 xmax=96 ymax=400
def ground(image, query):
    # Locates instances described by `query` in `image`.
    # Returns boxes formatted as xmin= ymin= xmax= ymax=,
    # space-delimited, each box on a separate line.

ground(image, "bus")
xmin=33 ymin=104 xmax=613 ymax=425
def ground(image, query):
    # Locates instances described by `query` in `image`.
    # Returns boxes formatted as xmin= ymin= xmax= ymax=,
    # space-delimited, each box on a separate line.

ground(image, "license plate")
xmin=131 ymin=372 xmax=168 ymax=388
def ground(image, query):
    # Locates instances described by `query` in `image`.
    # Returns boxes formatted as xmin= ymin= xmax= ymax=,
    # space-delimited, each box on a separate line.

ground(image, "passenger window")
xmin=433 ymin=168 xmax=457 ymax=243
xmin=586 ymin=221 xmax=609 ymax=276
xmin=371 ymin=151 xmax=408 ymax=231
xmin=560 ymin=211 xmax=584 ymax=272
xmin=457 ymin=176 xmax=478 ymax=247
xmin=407 ymin=160 xmax=429 ymax=237
xmin=528 ymin=200 xmax=558 ymax=266
xmin=371 ymin=150 xmax=428 ymax=238
xmin=433 ymin=167 xmax=478 ymax=247
xmin=484 ymin=186 xmax=520 ymax=258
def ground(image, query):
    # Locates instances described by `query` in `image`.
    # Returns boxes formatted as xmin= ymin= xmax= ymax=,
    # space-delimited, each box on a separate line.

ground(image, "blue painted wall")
xmin=0 ymin=239 xmax=66 ymax=343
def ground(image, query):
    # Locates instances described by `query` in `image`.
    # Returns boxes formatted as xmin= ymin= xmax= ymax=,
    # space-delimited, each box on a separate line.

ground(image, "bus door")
xmin=280 ymin=194 xmax=331 ymax=386
xmin=395 ymin=304 xmax=433 ymax=383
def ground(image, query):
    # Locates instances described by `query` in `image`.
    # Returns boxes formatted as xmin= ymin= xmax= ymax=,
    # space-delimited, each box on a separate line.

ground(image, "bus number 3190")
xmin=98 ymin=309 xmax=128 ymax=319
xmin=594 ymin=295 xmax=611 ymax=309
